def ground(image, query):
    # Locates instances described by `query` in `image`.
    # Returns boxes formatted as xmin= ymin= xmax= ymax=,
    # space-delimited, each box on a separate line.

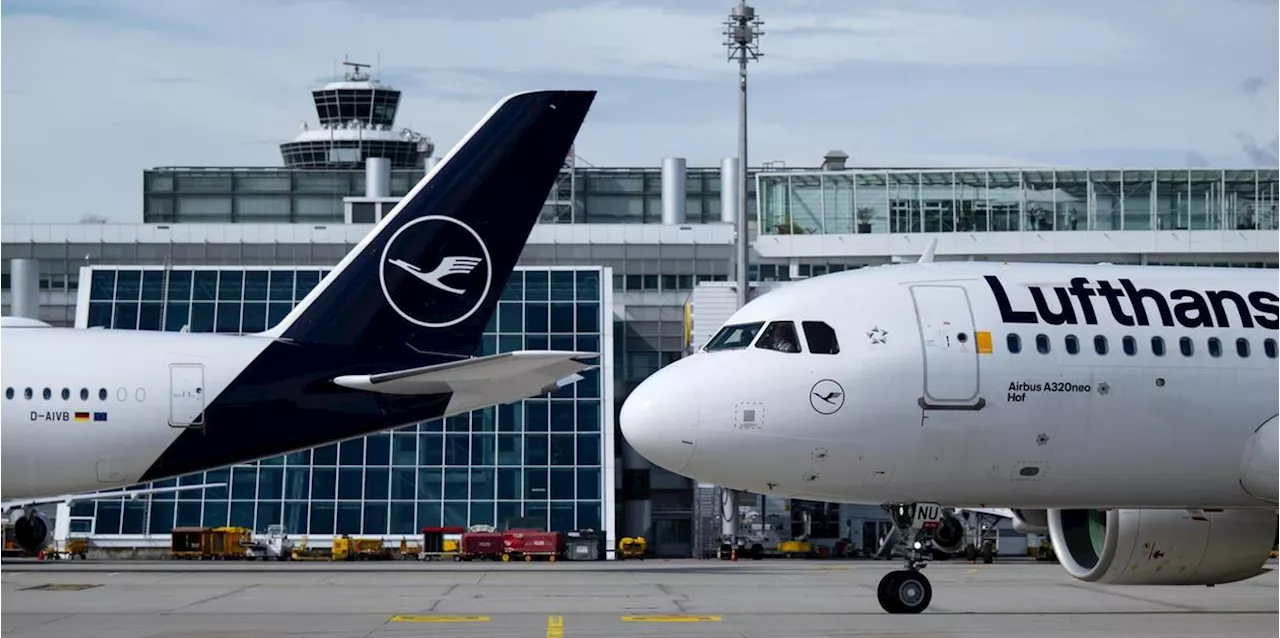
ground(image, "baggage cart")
xmin=459 ymin=531 xmax=505 ymax=561
xmin=421 ymin=526 xmax=465 ymax=561
xmin=503 ymin=529 xmax=565 ymax=562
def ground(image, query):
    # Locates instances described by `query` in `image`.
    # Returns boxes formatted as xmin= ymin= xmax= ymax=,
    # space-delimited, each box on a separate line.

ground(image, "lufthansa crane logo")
xmin=810 ymin=379 xmax=845 ymax=415
xmin=378 ymin=215 xmax=493 ymax=328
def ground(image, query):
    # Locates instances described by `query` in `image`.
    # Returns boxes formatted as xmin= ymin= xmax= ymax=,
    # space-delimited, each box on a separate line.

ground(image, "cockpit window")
xmin=754 ymin=321 xmax=802 ymax=353
xmin=705 ymin=322 xmax=765 ymax=351
xmin=801 ymin=321 xmax=839 ymax=355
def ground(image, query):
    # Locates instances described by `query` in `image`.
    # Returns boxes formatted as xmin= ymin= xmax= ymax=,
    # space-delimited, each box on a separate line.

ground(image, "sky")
xmin=2 ymin=0 xmax=1277 ymax=223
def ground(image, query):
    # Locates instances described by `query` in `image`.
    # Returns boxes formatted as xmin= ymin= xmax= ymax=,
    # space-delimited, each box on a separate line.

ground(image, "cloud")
xmin=1241 ymin=76 xmax=1267 ymax=98
xmin=1 ymin=0 xmax=1276 ymax=223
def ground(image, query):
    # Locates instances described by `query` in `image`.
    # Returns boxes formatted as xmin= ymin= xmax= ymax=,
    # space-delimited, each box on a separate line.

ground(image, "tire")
xmin=878 ymin=570 xmax=932 ymax=614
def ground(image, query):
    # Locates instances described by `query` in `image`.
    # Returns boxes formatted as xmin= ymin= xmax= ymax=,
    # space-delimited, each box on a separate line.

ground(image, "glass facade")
xmin=758 ymin=169 xmax=1280 ymax=235
xmin=71 ymin=266 xmax=613 ymax=541
xmin=142 ymin=166 xmax=756 ymax=225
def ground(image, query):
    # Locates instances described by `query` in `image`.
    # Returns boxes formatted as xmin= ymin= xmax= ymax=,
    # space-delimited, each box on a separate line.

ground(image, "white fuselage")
xmin=1 ymin=328 xmax=268 ymax=499
xmin=620 ymin=262 xmax=1279 ymax=510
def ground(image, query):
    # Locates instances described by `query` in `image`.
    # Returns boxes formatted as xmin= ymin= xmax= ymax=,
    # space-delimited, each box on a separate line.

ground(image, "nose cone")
xmin=620 ymin=362 xmax=698 ymax=475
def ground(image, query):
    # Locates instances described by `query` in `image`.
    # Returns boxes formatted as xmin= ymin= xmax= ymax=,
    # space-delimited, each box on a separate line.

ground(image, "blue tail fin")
xmin=263 ymin=90 xmax=596 ymax=358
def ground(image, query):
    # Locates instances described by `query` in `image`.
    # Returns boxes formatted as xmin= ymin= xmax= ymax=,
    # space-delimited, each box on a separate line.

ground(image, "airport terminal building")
xmin=3 ymin=67 xmax=1276 ymax=558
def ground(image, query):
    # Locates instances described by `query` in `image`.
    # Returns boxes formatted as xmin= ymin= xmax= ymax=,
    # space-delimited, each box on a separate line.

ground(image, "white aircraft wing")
xmin=959 ymin=507 xmax=1016 ymax=519
xmin=956 ymin=507 xmax=1051 ymax=534
xmin=332 ymin=350 xmax=598 ymax=406
xmin=2 ymin=482 xmax=227 ymax=517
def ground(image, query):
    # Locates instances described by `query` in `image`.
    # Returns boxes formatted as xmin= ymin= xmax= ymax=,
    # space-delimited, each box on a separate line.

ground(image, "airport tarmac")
xmin=2 ymin=559 xmax=1276 ymax=638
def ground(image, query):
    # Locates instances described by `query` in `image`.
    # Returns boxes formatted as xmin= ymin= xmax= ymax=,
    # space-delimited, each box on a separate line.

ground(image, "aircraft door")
xmin=169 ymin=364 xmax=206 ymax=428
xmin=910 ymin=285 xmax=985 ymax=410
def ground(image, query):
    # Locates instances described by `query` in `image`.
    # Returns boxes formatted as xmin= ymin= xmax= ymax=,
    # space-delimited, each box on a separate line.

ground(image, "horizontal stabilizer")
xmin=333 ymin=351 xmax=598 ymax=407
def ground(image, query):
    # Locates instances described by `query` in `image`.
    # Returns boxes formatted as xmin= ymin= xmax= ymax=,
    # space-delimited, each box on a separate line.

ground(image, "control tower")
xmin=280 ymin=60 xmax=435 ymax=169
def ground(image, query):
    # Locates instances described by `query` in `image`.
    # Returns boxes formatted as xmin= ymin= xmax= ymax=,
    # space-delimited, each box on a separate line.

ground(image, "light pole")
xmin=723 ymin=1 xmax=763 ymax=311
xmin=720 ymin=1 xmax=764 ymax=553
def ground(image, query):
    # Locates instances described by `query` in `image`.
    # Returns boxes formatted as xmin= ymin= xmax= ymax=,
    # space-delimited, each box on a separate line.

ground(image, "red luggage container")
xmin=459 ymin=532 xmax=505 ymax=561
xmin=502 ymin=529 xmax=565 ymax=562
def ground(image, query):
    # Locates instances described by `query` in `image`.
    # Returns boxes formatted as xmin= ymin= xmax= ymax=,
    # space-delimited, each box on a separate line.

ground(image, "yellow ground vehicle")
xmin=398 ymin=539 xmax=422 ymax=560
xmin=208 ymin=527 xmax=252 ymax=559
xmin=289 ymin=536 xmax=331 ymax=561
xmin=331 ymin=536 xmax=393 ymax=561
xmin=171 ymin=527 xmax=211 ymax=559
xmin=618 ymin=536 xmax=646 ymax=559
xmin=778 ymin=539 xmax=813 ymax=558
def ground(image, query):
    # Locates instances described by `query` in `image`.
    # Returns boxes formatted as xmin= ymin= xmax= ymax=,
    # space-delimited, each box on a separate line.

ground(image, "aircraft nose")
xmin=620 ymin=362 xmax=698 ymax=475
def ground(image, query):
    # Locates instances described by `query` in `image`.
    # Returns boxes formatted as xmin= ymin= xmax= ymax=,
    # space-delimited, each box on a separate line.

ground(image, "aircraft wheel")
xmin=877 ymin=570 xmax=932 ymax=614
xmin=981 ymin=542 xmax=994 ymax=564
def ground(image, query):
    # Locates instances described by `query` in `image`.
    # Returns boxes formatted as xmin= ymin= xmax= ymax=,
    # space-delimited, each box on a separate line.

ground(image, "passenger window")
xmin=1093 ymin=335 xmax=1108 ymax=355
xmin=1035 ymin=334 xmax=1050 ymax=354
xmin=1265 ymin=338 xmax=1277 ymax=359
xmin=1207 ymin=337 xmax=1222 ymax=358
xmin=61 ymin=388 xmax=70 ymax=401
xmin=801 ymin=321 xmax=839 ymax=355
xmin=80 ymin=388 xmax=89 ymax=401
xmin=1122 ymin=336 xmax=1136 ymax=356
xmin=24 ymin=388 xmax=33 ymax=400
xmin=1065 ymin=335 xmax=1079 ymax=355
xmin=1006 ymin=334 xmax=1021 ymax=354
xmin=4 ymin=387 xmax=12 ymax=400
xmin=1179 ymin=336 xmax=1194 ymax=357
xmin=99 ymin=388 xmax=108 ymax=401
xmin=754 ymin=321 xmax=802 ymax=353
xmin=1236 ymin=338 xmax=1250 ymax=358
xmin=42 ymin=388 xmax=51 ymax=400
xmin=704 ymin=322 xmax=765 ymax=352
xmin=1151 ymin=336 xmax=1165 ymax=356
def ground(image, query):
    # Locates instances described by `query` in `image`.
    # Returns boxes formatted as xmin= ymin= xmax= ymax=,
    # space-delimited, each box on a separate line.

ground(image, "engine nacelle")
xmin=1239 ymin=415 xmax=1278 ymax=505
xmin=932 ymin=513 xmax=966 ymax=553
xmin=1048 ymin=508 xmax=1277 ymax=585
xmin=1009 ymin=508 xmax=1049 ymax=534
xmin=13 ymin=510 xmax=52 ymax=555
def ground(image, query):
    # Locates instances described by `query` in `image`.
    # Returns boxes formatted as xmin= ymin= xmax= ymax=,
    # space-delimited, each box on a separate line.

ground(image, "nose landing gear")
xmin=876 ymin=502 xmax=943 ymax=614
xmin=878 ymin=569 xmax=932 ymax=614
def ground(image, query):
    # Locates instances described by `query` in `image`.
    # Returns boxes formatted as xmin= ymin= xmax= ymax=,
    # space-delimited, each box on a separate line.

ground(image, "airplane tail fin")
xmin=261 ymin=90 xmax=596 ymax=358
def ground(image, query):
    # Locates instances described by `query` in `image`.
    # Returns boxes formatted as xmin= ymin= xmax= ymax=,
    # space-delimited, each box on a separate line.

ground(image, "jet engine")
xmin=932 ymin=512 xmax=967 ymax=554
xmin=1008 ymin=508 xmax=1049 ymax=533
xmin=12 ymin=510 xmax=52 ymax=555
xmin=1047 ymin=508 xmax=1277 ymax=585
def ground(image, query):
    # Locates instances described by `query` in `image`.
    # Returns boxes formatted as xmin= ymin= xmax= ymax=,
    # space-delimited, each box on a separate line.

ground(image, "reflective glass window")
xmin=754 ymin=321 xmax=802 ymax=353
xmin=705 ymin=322 xmax=765 ymax=351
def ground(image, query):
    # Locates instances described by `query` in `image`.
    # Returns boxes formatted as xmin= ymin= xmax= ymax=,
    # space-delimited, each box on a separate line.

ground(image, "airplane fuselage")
xmin=623 ymin=262 xmax=1279 ymax=510
xmin=0 ymin=327 xmax=460 ymax=500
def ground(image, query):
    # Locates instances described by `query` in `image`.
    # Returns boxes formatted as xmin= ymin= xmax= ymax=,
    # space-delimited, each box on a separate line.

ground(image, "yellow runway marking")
xmin=547 ymin=615 xmax=565 ymax=638
xmin=622 ymin=615 xmax=722 ymax=622
xmin=390 ymin=615 xmax=490 ymax=623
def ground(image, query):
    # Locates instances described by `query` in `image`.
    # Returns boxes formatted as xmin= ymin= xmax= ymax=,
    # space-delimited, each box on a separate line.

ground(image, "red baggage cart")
xmin=502 ymin=529 xmax=565 ymax=562
xmin=459 ymin=531 xmax=505 ymax=561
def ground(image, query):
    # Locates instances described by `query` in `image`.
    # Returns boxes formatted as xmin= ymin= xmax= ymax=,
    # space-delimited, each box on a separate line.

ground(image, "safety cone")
xmin=731 ymin=547 xmax=738 ymax=561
